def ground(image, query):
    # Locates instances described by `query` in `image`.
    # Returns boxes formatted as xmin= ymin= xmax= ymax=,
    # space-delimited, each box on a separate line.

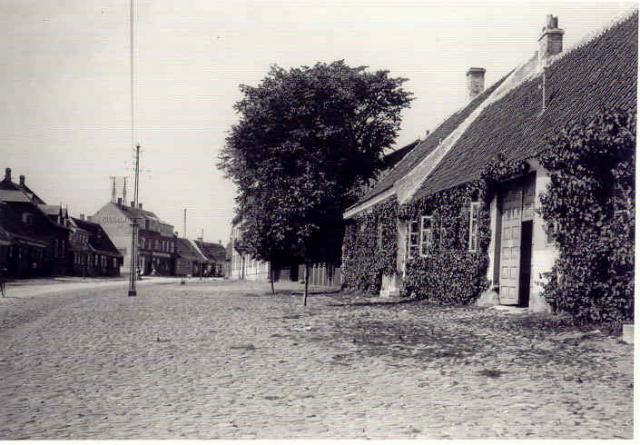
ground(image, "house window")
xmin=22 ymin=213 xmax=33 ymax=226
xmin=407 ymin=220 xmax=420 ymax=259
xmin=419 ymin=216 xmax=433 ymax=257
xmin=469 ymin=202 xmax=480 ymax=252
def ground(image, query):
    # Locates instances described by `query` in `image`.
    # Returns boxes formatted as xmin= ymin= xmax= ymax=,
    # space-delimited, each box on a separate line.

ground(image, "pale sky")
xmin=0 ymin=0 xmax=634 ymax=244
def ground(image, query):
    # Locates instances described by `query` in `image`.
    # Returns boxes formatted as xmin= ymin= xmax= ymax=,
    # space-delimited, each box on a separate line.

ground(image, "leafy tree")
xmin=219 ymin=60 xmax=412 ymax=303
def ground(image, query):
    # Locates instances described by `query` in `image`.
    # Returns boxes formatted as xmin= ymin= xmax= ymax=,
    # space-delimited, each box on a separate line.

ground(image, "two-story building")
xmin=90 ymin=198 xmax=177 ymax=275
xmin=0 ymin=169 xmax=69 ymax=277
xmin=73 ymin=216 xmax=123 ymax=276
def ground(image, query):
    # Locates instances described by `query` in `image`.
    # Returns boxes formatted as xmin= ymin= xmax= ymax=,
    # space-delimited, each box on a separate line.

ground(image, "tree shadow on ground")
xmin=327 ymin=298 xmax=419 ymax=307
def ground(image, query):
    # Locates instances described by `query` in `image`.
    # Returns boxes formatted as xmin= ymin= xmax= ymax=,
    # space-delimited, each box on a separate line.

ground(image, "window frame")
xmin=419 ymin=215 xmax=433 ymax=257
xmin=468 ymin=201 xmax=480 ymax=252
xmin=407 ymin=219 xmax=420 ymax=259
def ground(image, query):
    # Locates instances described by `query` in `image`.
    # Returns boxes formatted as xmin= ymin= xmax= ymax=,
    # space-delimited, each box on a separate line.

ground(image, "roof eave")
xmin=343 ymin=187 xmax=395 ymax=220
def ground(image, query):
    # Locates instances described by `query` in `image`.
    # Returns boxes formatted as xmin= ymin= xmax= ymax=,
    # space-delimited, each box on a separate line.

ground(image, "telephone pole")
xmin=127 ymin=0 xmax=138 ymax=297
xmin=128 ymin=144 xmax=140 ymax=297
xmin=183 ymin=208 xmax=187 ymax=238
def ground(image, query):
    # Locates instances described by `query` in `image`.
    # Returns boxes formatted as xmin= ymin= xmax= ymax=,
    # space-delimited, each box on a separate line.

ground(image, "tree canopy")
xmin=219 ymin=60 xmax=413 ymax=282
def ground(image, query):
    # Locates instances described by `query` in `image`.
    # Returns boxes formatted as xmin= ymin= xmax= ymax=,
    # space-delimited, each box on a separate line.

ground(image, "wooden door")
xmin=499 ymin=185 xmax=523 ymax=305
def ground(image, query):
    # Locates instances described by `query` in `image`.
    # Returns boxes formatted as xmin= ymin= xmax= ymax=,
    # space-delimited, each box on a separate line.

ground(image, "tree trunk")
xmin=270 ymin=265 xmax=276 ymax=295
xmin=303 ymin=263 xmax=310 ymax=306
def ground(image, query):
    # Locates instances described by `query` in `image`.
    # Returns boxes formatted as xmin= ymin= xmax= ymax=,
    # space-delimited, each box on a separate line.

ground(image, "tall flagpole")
xmin=128 ymin=0 xmax=139 ymax=297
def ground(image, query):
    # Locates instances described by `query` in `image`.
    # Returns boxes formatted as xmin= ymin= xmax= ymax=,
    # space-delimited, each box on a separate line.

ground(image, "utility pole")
xmin=128 ymin=144 xmax=140 ymax=297
xmin=127 ymin=0 xmax=138 ymax=297
xmin=183 ymin=208 xmax=187 ymax=239
xmin=110 ymin=176 xmax=117 ymax=203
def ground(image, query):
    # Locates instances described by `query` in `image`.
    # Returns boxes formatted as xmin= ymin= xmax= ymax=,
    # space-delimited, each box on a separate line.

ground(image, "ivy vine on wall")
xmin=537 ymin=108 xmax=635 ymax=323
xmin=342 ymin=153 xmax=530 ymax=303
xmin=341 ymin=197 xmax=398 ymax=294
xmin=398 ymin=155 xmax=529 ymax=304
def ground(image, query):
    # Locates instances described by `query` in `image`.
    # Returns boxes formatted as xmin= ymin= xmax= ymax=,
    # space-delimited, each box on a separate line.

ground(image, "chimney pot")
xmin=19 ymin=175 xmax=25 ymax=186
xmin=466 ymin=67 xmax=486 ymax=101
xmin=4 ymin=168 xmax=11 ymax=182
xmin=538 ymin=14 xmax=564 ymax=64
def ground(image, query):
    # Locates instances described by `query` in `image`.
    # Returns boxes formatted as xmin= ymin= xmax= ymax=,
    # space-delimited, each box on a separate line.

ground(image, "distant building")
xmin=228 ymin=222 xmax=269 ymax=281
xmin=90 ymin=198 xmax=177 ymax=275
xmin=39 ymin=204 xmax=90 ymax=276
xmin=194 ymin=239 xmax=226 ymax=277
xmin=0 ymin=168 xmax=69 ymax=277
xmin=227 ymin=222 xmax=300 ymax=282
xmin=175 ymin=238 xmax=208 ymax=277
xmin=72 ymin=216 xmax=122 ymax=276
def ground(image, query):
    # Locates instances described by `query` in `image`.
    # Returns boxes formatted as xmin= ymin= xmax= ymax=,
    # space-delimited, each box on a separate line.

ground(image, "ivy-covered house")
xmin=342 ymin=13 xmax=636 ymax=321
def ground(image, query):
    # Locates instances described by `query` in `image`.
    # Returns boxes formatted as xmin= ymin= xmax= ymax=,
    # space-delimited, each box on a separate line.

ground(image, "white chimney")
xmin=466 ymin=67 xmax=486 ymax=101
xmin=538 ymin=15 xmax=564 ymax=64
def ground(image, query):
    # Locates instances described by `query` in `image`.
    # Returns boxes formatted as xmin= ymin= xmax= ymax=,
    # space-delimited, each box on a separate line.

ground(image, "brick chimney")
xmin=538 ymin=15 xmax=564 ymax=64
xmin=117 ymin=197 xmax=122 ymax=206
xmin=466 ymin=67 xmax=486 ymax=101
xmin=138 ymin=203 xmax=143 ymax=209
xmin=131 ymin=201 xmax=135 ymax=207
xmin=4 ymin=168 xmax=11 ymax=182
xmin=19 ymin=175 xmax=25 ymax=186
xmin=80 ymin=213 xmax=85 ymax=220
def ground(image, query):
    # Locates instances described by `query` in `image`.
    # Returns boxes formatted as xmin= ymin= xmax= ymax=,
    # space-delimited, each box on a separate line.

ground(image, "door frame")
xmin=494 ymin=172 xmax=536 ymax=306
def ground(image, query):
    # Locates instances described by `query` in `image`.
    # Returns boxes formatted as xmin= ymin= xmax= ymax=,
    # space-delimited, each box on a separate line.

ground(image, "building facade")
xmin=0 ymin=169 xmax=70 ymax=277
xmin=175 ymin=237 xmax=208 ymax=277
xmin=195 ymin=239 xmax=227 ymax=277
xmin=90 ymin=198 xmax=177 ymax=275
xmin=343 ymin=13 xmax=637 ymax=312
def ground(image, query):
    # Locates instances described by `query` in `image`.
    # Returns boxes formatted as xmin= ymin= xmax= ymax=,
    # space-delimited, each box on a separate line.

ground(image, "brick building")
xmin=0 ymin=169 xmax=70 ymax=277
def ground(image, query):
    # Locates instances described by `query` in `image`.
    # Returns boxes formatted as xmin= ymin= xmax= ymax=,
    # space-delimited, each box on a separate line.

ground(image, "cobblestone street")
xmin=0 ymin=280 xmax=633 ymax=439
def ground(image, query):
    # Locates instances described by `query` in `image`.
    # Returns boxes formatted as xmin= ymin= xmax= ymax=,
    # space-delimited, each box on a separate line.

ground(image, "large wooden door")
xmin=499 ymin=185 xmax=523 ymax=305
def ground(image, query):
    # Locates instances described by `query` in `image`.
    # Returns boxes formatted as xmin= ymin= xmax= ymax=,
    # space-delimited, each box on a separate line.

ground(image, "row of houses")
xmin=0 ymin=169 xmax=228 ymax=279
xmin=342 ymin=12 xmax=637 ymax=312
xmin=89 ymin=198 xmax=227 ymax=278
xmin=0 ymin=168 xmax=121 ymax=278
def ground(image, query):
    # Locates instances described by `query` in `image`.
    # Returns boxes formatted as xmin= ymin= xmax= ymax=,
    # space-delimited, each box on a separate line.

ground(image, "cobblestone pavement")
xmin=0 ymin=281 xmax=633 ymax=439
